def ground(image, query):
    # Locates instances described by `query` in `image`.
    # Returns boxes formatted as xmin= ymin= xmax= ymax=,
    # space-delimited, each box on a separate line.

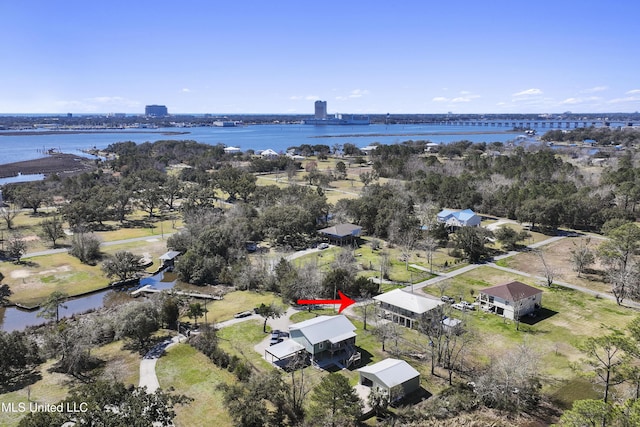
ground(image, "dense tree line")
xmin=541 ymin=127 xmax=640 ymax=146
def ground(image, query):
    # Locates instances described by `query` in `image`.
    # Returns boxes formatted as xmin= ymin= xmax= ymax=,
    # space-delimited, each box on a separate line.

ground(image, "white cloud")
xmin=581 ymin=86 xmax=608 ymax=93
xmin=513 ymin=88 xmax=543 ymax=96
xmin=348 ymin=89 xmax=369 ymax=98
xmin=608 ymin=96 xmax=640 ymax=104
xmin=626 ymin=89 xmax=640 ymax=95
xmin=181 ymin=88 xmax=191 ymax=93
xmin=289 ymin=95 xmax=320 ymax=101
xmin=432 ymin=97 xmax=448 ymax=102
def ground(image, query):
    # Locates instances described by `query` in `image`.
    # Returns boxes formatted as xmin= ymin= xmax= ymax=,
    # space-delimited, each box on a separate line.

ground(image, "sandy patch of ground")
xmin=9 ymin=265 xmax=72 ymax=279
xmin=10 ymin=269 xmax=31 ymax=279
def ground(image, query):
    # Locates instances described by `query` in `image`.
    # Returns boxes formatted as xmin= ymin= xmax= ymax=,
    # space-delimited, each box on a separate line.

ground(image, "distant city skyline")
xmin=1 ymin=1 xmax=639 ymax=115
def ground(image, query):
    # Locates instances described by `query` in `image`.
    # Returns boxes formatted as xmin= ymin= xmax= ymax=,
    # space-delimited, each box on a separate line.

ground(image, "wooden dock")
xmin=131 ymin=285 xmax=222 ymax=300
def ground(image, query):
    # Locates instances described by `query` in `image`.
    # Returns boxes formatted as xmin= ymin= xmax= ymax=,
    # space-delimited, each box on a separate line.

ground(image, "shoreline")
xmin=0 ymin=130 xmax=190 ymax=137
xmin=0 ymin=153 xmax=96 ymax=179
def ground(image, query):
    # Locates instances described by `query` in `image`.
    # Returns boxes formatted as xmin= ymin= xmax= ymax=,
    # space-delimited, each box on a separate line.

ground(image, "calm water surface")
xmin=0 ymin=124 xmax=523 ymax=165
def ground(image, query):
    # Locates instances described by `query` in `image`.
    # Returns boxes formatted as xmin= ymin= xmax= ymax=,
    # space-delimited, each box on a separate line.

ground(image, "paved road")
xmin=139 ymin=335 xmax=184 ymax=393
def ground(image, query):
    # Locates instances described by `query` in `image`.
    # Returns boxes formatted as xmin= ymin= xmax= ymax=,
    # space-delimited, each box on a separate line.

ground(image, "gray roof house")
xmin=358 ymin=358 xmax=420 ymax=401
xmin=318 ymin=223 xmax=362 ymax=245
xmin=373 ymin=289 xmax=444 ymax=328
xmin=289 ymin=315 xmax=360 ymax=368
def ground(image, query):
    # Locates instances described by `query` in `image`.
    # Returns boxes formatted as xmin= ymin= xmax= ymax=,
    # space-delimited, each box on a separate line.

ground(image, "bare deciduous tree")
xmin=0 ymin=205 xmax=19 ymax=230
xmin=570 ymin=238 xmax=595 ymax=278
xmin=536 ymin=249 xmax=557 ymax=287
xmin=474 ymin=343 xmax=542 ymax=411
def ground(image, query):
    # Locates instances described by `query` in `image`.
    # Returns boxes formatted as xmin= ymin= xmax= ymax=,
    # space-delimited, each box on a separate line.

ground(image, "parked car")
xmin=451 ymin=303 xmax=465 ymax=311
xmin=441 ymin=295 xmax=456 ymax=304
xmin=461 ymin=301 xmax=476 ymax=311
xmin=234 ymin=310 xmax=253 ymax=319
xmin=270 ymin=330 xmax=284 ymax=345
xmin=318 ymin=243 xmax=330 ymax=250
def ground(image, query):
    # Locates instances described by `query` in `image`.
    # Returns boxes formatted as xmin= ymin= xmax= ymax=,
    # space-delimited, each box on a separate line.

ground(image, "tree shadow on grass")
xmin=0 ymin=370 xmax=42 ymax=394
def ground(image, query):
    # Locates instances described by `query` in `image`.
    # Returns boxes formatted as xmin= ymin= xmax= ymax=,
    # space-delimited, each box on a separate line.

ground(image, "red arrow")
xmin=297 ymin=291 xmax=356 ymax=313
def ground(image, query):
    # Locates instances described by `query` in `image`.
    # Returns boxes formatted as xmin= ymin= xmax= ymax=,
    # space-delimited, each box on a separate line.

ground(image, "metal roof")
xmin=265 ymin=340 xmax=305 ymax=360
xmin=318 ymin=223 xmax=362 ymax=238
xmin=358 ymin=358 xmax=420 ymax=388
xmin=373 ymin=289 xmax=444 ymax=315
xmin=289 ymin=315 xmax=356 ymax=345
xmin=159 ymin=251 xmax=181 ymax=260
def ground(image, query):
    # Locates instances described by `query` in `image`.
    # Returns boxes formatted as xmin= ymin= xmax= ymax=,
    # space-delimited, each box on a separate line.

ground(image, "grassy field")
xmin=156 ymin=343 xmax=234 ymax=427
xmin=0 ymin=209 xmax=182 ymax=254
xmin=419 ymin=265 xmax=637 ymax=386
xmin=178 ymin=291 xmax=287 ymax=326
xmin=216 ymin=319 xmax=274 ymax=372
xmin=496 ymin=235 xmax=612 ymax=294
xmin=3 ymin=252 xmax=110 ymax=306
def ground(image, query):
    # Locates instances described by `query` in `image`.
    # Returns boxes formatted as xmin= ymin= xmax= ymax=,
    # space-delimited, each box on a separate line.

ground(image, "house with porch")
xmin=436 ymin=208 xmax=481 ymax=228
xmin=287 ymin=315 xmax=360 ymax=368
xmin=478 ymin=281 xmax=542 ymax=320
xmin=373 ymin=289 xmax=444 ymax=329
xmin=357 ymin=358 xmax=421 ymax=401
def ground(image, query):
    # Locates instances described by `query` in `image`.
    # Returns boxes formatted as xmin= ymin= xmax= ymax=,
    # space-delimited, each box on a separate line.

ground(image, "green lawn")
xmin=156 ymin=343 xmax=234 ymax=427
xmin=179 ymin=291 xmax=287 ymax=326
xmin=4 ymin=252 xmax=110 ymax=306
xmin=423 ymin=266 xmax=637 ymax=385
xmin=216 ymin=319 xmax=273 ymax=372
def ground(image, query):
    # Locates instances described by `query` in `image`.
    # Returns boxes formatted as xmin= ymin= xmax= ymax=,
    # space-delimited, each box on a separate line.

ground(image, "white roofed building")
xmin=357 ymin=358 xmax=421 ymax=401
xmin=374 ymin=289 xmax=444 ymax=328
xmin=260 ymin=148 xmax=279 ymax=158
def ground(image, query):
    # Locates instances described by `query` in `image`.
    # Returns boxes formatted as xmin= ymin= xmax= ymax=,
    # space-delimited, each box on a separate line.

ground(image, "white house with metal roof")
xmin=373 ymin=289 xmax=444 ymax=328
xmin=357 ymin=358 xmax=420 ymax=400
xmin=289 ymin=315 xmax=360 ymax=368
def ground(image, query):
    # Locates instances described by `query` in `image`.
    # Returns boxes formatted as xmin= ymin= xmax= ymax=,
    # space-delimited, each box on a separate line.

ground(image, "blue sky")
xmin=1 ymin=0 xmax=639 ymax=115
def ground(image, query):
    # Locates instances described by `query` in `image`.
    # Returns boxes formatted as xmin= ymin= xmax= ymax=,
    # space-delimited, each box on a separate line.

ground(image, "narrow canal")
xmin=0 ymin=271 xmax=176 ymax=332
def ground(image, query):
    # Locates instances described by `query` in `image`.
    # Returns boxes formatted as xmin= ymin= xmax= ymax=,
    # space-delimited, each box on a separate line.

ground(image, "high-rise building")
xmin=314 ymin=100 xmax=327 ymax=119
xmin=145 ymin=105 xmax=168 ymax=117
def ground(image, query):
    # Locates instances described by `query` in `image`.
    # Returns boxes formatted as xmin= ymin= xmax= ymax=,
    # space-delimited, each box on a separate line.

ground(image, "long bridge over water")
xmin=436 ymin=120 xmax=639 ymax=129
